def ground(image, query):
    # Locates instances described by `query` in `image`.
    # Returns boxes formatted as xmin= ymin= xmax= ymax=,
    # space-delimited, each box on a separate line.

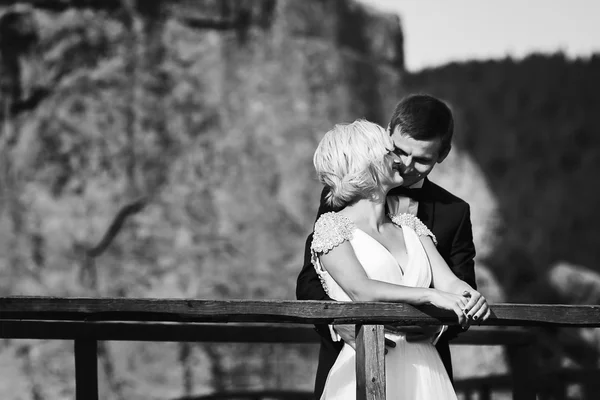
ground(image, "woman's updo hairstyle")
xmin=313 ymin=119 xmax=394 ymax=208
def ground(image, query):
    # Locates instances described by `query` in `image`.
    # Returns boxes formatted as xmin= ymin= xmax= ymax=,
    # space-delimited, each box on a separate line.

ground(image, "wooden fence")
xmin=1 ymin=297 xmax=600 ymax=399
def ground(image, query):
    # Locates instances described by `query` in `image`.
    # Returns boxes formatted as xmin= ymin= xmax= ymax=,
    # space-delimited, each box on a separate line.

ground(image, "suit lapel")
xmin=417 ymin=178 xmax=435 ymax=230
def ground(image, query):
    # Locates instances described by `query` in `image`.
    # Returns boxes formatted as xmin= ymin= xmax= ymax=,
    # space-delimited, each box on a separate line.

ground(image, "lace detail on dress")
xmin=311 ymin=212 xmax=355 ymax=254
xmin=311 ymin=212 xmax=356 ymax=296
xmin=388 ymin=212 xmax=438 ymax=245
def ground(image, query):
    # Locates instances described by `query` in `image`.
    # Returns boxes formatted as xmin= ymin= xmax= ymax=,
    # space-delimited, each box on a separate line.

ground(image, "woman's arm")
xmin=421 ymin=236 xmax=471 ymax=293
xmin=420 ymin=236 xmax=491 ymax=322
xmin=319 ymin=242 xmax=470 ymax=325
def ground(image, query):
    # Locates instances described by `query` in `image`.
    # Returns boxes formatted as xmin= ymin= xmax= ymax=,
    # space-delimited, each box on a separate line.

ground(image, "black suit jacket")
xmin=296 ymin=178 xmax=477 ymax=398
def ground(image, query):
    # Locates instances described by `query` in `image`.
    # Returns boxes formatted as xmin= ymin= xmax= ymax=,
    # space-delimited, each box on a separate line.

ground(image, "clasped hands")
xmin=334 ymin=289 xmax=490 ymax=351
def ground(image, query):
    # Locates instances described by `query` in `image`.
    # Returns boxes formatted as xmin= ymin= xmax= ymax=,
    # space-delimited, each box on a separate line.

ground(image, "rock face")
xmin=549 ymin=262 xmax=600 ymax=305
xmin=548 ymin=262 xmax=600 ymax=368
xmin=0 ymin=1 xmax=405 ymax=398
xmin=429 ymin=147 xmax=502 ymax=262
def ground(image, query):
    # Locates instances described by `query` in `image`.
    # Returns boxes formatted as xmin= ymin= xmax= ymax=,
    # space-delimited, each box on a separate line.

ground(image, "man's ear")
xmin=436 ymin=145 xmax=451 ymax=164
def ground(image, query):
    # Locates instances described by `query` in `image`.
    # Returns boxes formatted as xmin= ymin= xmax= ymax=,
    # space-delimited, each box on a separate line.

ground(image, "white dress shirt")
xmin=386 ymin=179 xmax=424 ymax=216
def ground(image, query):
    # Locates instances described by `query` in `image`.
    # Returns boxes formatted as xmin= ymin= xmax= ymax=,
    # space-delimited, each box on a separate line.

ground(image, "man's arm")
xmin=296 ymin=233 xmax=331 ymax=301
xmin=296 ymin=187 xmax=338 ymax=301
xmin=448 ymin=204 xmax=476 ymax=289
xmin=296 ymin=187 xmax=338 ymax=339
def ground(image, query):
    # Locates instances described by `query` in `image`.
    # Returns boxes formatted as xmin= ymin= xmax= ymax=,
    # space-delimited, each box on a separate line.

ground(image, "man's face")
xmin=390 ymin=127 xmax=449 ymax=187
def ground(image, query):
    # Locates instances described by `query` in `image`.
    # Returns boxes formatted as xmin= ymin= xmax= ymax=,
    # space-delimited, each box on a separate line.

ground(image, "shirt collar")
xmin=409 ymin=179 xmax=424 ymax=189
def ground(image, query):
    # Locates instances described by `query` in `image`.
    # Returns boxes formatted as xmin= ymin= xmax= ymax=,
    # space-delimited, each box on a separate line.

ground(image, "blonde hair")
xmin=313 ymin=120 xmax=394 ymax=208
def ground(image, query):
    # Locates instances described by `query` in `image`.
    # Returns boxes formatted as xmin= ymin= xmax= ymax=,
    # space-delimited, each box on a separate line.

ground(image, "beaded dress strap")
xmin=388 ymin=213 xmax=437 ymax=245
xmin=311 ymin=212 xmax=356 ymax=254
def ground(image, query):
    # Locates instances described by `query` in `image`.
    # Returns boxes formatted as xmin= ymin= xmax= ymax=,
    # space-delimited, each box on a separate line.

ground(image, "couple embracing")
xmin=296 ymin=94 xmax=491 ymax=399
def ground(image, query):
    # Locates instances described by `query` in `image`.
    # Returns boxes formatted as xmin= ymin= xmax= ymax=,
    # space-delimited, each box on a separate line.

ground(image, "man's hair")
xmin=313 ymin=119 xmax=394 ymax=208
xmin=388 ymin=94 xmax=454 ymax=152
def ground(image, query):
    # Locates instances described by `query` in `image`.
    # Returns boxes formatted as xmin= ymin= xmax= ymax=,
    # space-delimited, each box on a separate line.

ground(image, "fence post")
xmin=480 ymin=384 xmax=491 ymax=400
xmin=507 ymin=343 xmax=536 ymax=400
xmin=75 ymin=339 xmax=99 ymax=400
xmin=356 ymin=324 xmax=386 ymax=400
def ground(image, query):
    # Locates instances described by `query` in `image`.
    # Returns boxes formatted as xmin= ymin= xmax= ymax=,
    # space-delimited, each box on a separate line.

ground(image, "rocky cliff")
xmin=0 ymin=1 xmax=405 ymax=398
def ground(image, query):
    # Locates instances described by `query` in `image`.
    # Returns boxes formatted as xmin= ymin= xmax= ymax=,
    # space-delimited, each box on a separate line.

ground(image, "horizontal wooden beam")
xmin=0 ymin=320 xmax=535 ymax=345
xmin=454 ymin=374 xmax=513 ymax=391
xmin=452 ymin=327 xmax=535 ymax=346
xmin=453 ymin=368 xmax=600 ymax=392
xmin=172 ymin=390 xmax=312 ymax=400
xmin=0 ymin=321 xmax=319 ymax=343
xmin=1 ymin=297 xmax=600 ymax=327
xmin=0 ymin=0 xmax=122 ymax=11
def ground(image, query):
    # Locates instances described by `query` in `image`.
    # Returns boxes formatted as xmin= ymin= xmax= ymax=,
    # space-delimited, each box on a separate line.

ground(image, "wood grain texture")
xmin=356 ymin=324 xmax=385 ymax=400
xmin=1 ymin=298 xmax=600 ymax=327
xmin=0 ymin=320 xmax=536 ymax=345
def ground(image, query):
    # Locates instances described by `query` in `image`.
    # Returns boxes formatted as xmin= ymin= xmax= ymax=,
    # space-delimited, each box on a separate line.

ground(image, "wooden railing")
xmin=1 ymin=297 xmax=600 ymax=400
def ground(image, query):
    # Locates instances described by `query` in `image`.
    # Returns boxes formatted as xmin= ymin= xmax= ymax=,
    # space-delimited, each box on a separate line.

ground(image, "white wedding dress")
xmin=311 ymin=212 xmax=457 ymax=400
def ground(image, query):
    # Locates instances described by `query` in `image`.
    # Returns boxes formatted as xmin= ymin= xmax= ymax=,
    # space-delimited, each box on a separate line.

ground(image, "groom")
xmin=296 ymin=94 xmax=478 ymax=398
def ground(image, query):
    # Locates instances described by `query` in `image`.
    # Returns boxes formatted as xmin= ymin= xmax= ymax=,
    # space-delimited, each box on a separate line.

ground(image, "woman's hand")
xmin=427 ymin=289 xmax=470 ymax=327
xmin=461 ymin=289 xmax=491 ymax=324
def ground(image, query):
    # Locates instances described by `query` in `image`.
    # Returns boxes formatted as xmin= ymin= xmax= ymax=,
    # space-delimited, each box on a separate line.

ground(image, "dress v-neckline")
xmin=354 ymin=227 xmax=407 ymax=276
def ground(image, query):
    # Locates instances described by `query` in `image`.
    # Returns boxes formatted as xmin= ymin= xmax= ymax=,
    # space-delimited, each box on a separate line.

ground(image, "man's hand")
xmin=333 ymin=324 xmax=356 ymax=349
xmin=386 ymin=325 xmax=441 ymax=343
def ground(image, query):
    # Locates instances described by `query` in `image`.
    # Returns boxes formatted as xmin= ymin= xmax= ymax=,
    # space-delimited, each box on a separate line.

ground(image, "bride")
xmin=310 ymin=120 xmax=491 ymax=399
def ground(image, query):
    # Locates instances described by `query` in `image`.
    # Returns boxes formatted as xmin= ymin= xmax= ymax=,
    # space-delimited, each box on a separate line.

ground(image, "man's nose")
xmin=401 ymin=155 xmax=413 ymax=167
